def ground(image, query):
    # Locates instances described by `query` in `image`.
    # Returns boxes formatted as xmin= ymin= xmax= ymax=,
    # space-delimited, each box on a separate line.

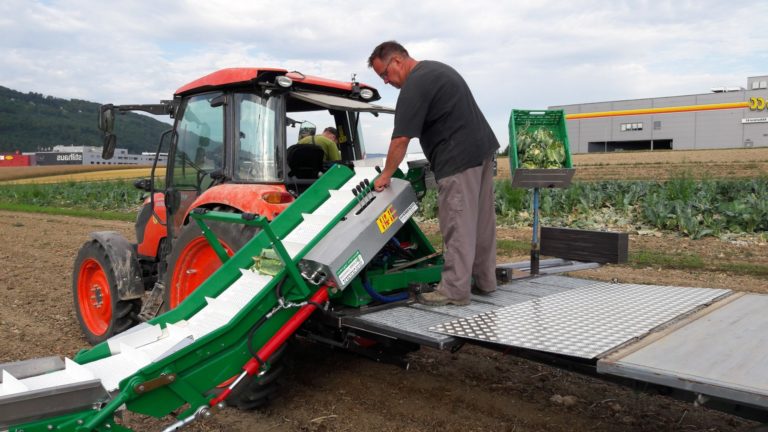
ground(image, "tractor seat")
xmin=286 ymin=144 xmax=326 ymax=179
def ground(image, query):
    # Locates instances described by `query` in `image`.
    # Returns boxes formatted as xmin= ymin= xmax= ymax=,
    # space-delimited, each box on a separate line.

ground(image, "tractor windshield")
xmin=234 ymin=93 xmax=282 ymax=182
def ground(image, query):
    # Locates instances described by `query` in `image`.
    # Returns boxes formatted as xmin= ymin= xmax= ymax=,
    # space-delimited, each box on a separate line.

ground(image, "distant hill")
xmin=0 ymin=86 xmax=170 ymax=154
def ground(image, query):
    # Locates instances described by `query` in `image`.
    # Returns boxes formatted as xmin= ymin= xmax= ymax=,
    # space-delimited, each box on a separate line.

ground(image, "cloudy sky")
xmin=2 ymin=0 xmax=767 ymax=153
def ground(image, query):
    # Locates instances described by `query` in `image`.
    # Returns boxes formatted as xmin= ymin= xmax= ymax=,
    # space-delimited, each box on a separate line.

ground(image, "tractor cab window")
xmin=173 ymin=92 xmax=224 ymax=191
xmin=234 ymin=93 xmax=282 ymax=182
xmin=285 ymin=91 xmax=395 ymax=163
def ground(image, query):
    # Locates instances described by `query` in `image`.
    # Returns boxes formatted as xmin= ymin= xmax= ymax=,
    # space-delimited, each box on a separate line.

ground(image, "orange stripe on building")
xmin=565 ymin=101 xmax=750 ymax=120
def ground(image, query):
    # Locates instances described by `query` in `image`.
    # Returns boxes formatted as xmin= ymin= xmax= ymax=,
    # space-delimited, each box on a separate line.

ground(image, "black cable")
xmin=245 ymin=275 xmax=328 ymax=363
xmin=246 ymin=275 xmax=287 ymax=361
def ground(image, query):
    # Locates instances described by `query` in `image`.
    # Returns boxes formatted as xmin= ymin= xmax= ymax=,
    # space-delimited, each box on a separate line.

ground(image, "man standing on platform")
xmin=368 ymin=41 xmax=499 ymax=306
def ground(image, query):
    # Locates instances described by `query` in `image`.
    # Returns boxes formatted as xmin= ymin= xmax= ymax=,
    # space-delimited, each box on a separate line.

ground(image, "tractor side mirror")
xmin=99 ymin=105 xmax=117 ymax=159
xmin=102 ymin=134 xmax=117 ymax=159
xmin=99 ymin=104 xmax=115 ymax=133
xmin=298 ymin=120 xmax=316 ymax=142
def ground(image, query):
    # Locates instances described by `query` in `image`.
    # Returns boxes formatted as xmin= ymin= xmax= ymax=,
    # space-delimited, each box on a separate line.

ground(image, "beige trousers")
xmin=435 ymin=157 xmax=497 ymax=301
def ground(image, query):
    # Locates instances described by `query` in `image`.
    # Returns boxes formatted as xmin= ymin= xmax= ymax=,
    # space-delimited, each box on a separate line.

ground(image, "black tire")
xmin=225 ymin=342 xmax=290 ymax=410
xmin=163 ymin=211 xmax=260 ymax=310
xmin=72 ymin=240 xmax=141 ymax=345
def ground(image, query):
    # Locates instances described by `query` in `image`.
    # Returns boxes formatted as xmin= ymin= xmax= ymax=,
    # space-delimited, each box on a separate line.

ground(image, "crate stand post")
xmin=508 ymin=109 xmax=575 ymax=275
xmin=531 ymin=187 xmax=541 ymax=274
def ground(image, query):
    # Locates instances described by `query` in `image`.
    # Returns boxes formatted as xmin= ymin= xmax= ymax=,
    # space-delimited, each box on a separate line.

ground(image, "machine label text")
xmin=337 ymin=250 xmax=364 ymax=286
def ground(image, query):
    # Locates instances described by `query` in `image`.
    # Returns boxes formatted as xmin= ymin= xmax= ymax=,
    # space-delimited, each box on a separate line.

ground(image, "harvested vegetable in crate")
xmin=516 ymin=123 xmax=567 ymax=169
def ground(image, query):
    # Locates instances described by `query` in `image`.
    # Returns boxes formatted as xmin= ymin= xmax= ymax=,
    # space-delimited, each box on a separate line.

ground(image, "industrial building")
xmin=550 ymin=75 xmax=768 ymax=153
xmin=31 ymin=145 xmax=166 ymax=166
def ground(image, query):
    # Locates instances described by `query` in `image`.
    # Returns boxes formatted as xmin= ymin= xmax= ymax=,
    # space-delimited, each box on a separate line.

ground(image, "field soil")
xmin=1 ymin=210 xmax=766 ymax=431
xmin=497 ymin=147 xmax=768 ymax=180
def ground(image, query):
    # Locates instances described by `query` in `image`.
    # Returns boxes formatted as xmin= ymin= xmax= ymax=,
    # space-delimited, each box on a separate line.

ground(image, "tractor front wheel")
xmin=72 ymin=240 xmax=140 ymax=345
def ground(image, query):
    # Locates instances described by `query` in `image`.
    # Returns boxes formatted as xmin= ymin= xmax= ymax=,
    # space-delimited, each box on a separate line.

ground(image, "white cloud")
xmin=1 ymin=0 xmax=767 ymax=153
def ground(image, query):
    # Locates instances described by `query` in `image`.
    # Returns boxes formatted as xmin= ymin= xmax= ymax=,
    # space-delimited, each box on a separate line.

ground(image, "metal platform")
xmin=343 ymin=275 xmax=731 ymax=358
xmin=346 ymin=275 xmax=768 ymax=414
xmin=431 ymin=281 xmax=730 ymax=359
xmin=340 ymin=275 xmax=595 ymax=349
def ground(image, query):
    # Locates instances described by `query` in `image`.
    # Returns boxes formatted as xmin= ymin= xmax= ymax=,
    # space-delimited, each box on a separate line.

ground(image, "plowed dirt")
xmin=1 ymin=211 xmax=766 ymax=431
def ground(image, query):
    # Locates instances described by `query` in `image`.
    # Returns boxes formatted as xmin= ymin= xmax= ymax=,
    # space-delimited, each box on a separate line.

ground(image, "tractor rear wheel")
xmin=225 ymin=342 xmax=290 ymax=410
xmin=164 ymin=215 xmax=259 ymax=309
xmin=72 ymin=240 xmax=140 ymax=345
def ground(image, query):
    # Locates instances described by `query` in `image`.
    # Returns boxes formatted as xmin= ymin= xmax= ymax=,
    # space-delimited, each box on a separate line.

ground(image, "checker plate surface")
xmin=431 ymin=282 xmax=730 ymax=359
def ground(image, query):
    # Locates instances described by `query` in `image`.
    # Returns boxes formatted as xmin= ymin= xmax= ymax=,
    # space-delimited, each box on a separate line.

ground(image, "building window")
xmin=621 ymin=122 xmax=643 ymax=131
xmin=761 ymin=81 xmax=768 ymax=89
xmin=653 ymin=121 xmax=661 ymax=130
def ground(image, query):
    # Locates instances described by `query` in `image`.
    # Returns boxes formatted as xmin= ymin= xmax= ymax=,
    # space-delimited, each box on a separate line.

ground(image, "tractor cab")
xmin=100 ymin=68 xmax=392 ymax=232
xmin=77 ymin=68 xmax=394 ymax=344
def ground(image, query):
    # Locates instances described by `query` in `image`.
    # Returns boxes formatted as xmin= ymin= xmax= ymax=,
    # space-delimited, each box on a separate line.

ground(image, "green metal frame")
xmin=12 ymin=164 xmax=443 ymax=432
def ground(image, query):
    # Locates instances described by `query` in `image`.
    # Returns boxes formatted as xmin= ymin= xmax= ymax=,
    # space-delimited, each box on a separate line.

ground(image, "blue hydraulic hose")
xmin=362 ymin=278 xmax=409 ymax=303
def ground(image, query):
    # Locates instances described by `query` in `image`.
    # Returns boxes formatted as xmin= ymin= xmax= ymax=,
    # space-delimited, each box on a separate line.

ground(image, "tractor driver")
xmin=298 ymin=126 xmax=342 ymax=162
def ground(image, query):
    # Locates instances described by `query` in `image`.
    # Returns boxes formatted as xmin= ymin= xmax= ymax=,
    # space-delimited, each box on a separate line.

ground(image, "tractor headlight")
xmin=276 ymin=76 xmax=293 ymax=88
xmin=359 ymin=88 xmax=374 ymax=100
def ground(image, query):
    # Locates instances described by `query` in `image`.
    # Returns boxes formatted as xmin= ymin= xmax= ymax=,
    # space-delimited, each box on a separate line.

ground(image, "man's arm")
xmin=373 ymin=135 xmax=410 ymax=191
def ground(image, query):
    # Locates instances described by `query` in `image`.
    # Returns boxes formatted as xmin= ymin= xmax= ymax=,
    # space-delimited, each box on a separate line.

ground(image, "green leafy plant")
xmin=516 ymin=123 xmax=566 ymax=169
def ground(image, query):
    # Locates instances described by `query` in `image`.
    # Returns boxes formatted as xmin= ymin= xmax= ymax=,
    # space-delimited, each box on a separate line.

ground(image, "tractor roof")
xmin=175 ymin=67 xmax=381 ymax=101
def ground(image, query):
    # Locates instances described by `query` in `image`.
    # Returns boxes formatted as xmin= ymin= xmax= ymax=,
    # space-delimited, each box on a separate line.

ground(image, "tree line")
xmin=0 ymin=86 xmax=169 ymax=154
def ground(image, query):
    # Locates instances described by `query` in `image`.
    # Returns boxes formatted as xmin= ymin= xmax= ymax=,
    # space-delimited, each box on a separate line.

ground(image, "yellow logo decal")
xmin=376 ymin=205 xmax=398 ymax=233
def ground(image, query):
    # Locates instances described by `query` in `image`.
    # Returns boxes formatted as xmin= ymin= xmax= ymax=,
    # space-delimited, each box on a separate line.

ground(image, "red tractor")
xmin=72 ymin=68 xmax=392 ymax=344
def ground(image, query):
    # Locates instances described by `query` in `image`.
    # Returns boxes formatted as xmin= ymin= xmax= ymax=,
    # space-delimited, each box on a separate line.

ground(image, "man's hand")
xmin=373 ymin=135 xmax=410 ymax=192
xmin=374 ymin=174 xmax=391 ymax=191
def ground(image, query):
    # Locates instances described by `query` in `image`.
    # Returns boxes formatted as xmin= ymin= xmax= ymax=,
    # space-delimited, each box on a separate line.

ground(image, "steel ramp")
xmin=598 ymin=292 xmax=768 ymax=410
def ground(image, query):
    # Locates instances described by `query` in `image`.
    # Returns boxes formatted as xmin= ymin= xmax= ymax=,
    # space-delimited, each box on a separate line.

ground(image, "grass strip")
xmin=714 ymin=262 xmax=768 ymax=278
xmin=422 ymin=233 xmax=528 ymax=256
xmin=630 ymin=250 xmax=705 ymax=270
xmin=497 ymin=239 xmax=530 ymax=255
xmin=631 ymin=249 xmax=768 ymax=278
xmin=0 ymin=203 xmax=135 ymax=222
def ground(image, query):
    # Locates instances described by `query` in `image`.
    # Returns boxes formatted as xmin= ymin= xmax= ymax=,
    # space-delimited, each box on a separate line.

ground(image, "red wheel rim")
xmin=77 ymin=258 xmax=112 ymax=336
xmin=169 ymin=236 xmax=234 ymax=308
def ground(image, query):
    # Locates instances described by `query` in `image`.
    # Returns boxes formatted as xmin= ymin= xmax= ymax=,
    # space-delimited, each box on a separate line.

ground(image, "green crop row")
xmin=1 ymin=174 xmax=765 ymax=240
xmin=419 ymin=174 xmax=768 ymax=239
xmin=0 ymin=180 xmax=144 ymax=213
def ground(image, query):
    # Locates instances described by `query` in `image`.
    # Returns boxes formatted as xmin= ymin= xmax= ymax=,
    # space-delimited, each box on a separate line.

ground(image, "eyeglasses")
xmin=378 ymin=57 xmax=395 ymax=80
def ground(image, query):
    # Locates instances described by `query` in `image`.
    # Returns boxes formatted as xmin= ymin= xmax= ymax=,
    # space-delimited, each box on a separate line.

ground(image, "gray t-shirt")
xmin=393 ymin=60 xmax=499 ymax=180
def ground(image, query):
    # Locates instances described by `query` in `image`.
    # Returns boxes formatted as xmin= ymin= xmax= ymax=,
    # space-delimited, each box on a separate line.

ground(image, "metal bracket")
xmin=133 ymin=373 xmax=177 ymax=395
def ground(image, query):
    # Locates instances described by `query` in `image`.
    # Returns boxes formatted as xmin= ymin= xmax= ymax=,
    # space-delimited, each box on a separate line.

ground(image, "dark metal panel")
xmin=541 ymin=227 xmax=628 ymax=263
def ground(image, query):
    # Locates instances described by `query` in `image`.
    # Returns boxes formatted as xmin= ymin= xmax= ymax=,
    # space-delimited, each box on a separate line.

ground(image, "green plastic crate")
xmin=508 ymin=109 xmax=573 ymax=175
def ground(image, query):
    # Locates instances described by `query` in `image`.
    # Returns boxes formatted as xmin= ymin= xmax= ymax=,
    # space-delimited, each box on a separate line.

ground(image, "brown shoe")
xmin=417 ymin=291 xmax=470 ymax=306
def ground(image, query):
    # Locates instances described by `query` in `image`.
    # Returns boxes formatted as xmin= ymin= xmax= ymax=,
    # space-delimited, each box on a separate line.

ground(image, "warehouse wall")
xmin=551 ymin=81 xmax=768 ymax=153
